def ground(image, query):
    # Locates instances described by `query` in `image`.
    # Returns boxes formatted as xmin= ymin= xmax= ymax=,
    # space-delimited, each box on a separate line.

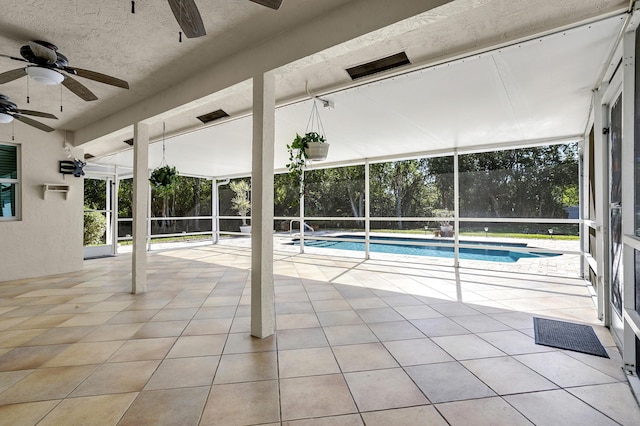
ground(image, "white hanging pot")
xmin=305 ymin=142 xmax=330 ymax=161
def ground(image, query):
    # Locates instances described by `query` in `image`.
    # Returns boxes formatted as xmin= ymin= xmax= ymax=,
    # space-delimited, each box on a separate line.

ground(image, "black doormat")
xmin=533 ymin=317 xmax=609 ymax=358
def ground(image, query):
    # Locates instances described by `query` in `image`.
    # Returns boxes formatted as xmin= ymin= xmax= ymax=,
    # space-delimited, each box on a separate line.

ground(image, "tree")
xmin=230 ymin=180 xmax=251 ymax=226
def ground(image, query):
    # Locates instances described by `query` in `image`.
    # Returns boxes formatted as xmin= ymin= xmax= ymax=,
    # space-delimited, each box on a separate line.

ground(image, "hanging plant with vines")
xmin=149 ymin=122 xmax=179 ymax=188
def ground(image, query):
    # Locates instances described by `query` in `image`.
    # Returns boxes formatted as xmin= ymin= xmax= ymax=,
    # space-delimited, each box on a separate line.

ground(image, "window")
xmin=0 ymin=143 xmax=19 ymax=220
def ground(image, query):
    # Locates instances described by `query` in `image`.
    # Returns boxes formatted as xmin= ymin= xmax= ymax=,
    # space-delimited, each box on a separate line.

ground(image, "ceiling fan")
xmin=0 ymin=40 xmax=129 ymax=102
xmin=0 ymin=94 xmax=57 ymax=132
xmin=166 ymin=0 xmax=284 ymax=39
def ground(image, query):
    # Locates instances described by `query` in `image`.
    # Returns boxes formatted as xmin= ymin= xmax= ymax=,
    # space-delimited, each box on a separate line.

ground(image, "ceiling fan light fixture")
xmin=26 ymin=67 xmax=64 ymax=85
xmin=0 ymin=112 xmax=13 ymax=123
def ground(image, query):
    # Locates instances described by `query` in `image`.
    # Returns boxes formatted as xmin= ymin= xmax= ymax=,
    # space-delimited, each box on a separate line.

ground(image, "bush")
xmin=84 ymin=210 xmax=106 ymax=246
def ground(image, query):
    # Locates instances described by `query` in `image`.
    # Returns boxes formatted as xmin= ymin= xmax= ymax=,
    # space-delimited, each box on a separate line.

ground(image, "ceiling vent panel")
xmin=346 ymin=52 xmax=411 ymax=80
xmin=197 ymin=109 xmax=229 ymax=124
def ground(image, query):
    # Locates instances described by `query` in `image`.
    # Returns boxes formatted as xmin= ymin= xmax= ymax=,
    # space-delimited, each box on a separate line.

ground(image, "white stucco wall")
xmin=0 ymin=126 xmax=83 ymax=282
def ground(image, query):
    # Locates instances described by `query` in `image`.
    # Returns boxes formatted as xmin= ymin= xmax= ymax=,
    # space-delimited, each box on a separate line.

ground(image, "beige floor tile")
xmin=567 ymin=382 xmax=640 ymax=425
xmin=410 ymin=317 xmax=470 ymax=337
xmin=344 ymin=368 xmax=428 ymax=411
xmin=106 ymin=309 xmax=159 ymax=324
xmin=80 ymin=323 xmax=144 ymax=342
xmin=450 ymin=314 xmax=513 ymax=333
xmin=277 ymin=328 xmax=329 ymax=350
xmin=436 ymin=397 xmax=533 ymax=426
xmin=145 ymin=356 xmax=218 ymax=390
xmin=317 ymin=310 xmax=364 ymax=326
xmin=368 ymin=320 xmax=425 ymax=341
xmin=311 ymin=299 xmax=353 ymax=312
xmin=0 ymin=365 xmax=96 ymax=405
xmin=432 ymin=334 xmax=505 ymax=360
xmin=43 ymin=341 xmax=125 ymax=367
xmin=0 ymin=400 xmax=60 ymax=426
xmin=277 ymin=313 xmax=321 ymax=330
xmin=361 ymin=405 xmax=448 ymax=426
xmin=25 ymin=326 xmax=96 ymax=346
xmin=201 ymin=380 xmax=280 ymax=425
xmin=323 ymin=324 xmax=378 ymax=346
xmin=229 ymin=316 xmax=251 ymax=333
xmin=223 ymin=332 xmax=276 ymax=353
xmin=406 ymin=362 xmax=496 ymax=403
xmin=505 ymin=389 xmax=618 ymax=425
xmin=276 ymin=301 xmax=315 ymax=314
xmin=347 ymin=297 xmax=388 ymax=310
xmin=71 ymin=360 xmax=160 ymax=396
xmin=151 ymin=307 xmax=198 ymax=322
xmin=38 ymin=392 xmax=137 ymax=426
xmin=332 ymin=342 xmax=398 ymax=372
xmin=0 ymin=329 xmax=48 ymax=348
xmin=214 ymin=351 xmax=277 ymax=383
xmin=167 ymin=334 xmax=226 ymax=358
xmin=279 ymin=347 xmax=340 ymax=378
xmin=8 ymin=314 xmax=73 ymax=330
xmin=118 ymin=387 xmax=210 ymax=426
xmin=182 ymin=318 xmax=232 ymax=335
xmin=393 ymin=305 xmax=443 ymax=320
xmin=283 ymin=414 xmax=364 ymax=425
xmin=84 ymin=301 xmax=133 ymax=313
xmin=477 ymin=330 xmax=554 ymax=355
xmin=0 ymin=344 xmax=69 ymax=371
xmin=356 ymin=307 xmax=405 ymax=323
xmin=108 ymin=337 xmax=176 ymax=362
xmin=564 ymin=348 xmax=628 ymax=381
xmin=280 ymin=374 xmax=357 ymax=421
xmin=0 ymin=370 xmax=32 ymax=393
xmin=383 ymin=338 xmax=454 ymax=366
xmin=193 ymin=306 xmax=237 ymax=319
xmin=133 ymin=320 xmax=188 ymax=338
xmin=57 ymin=311 xmax=118 ymax=327
xmin=462 ymin=356 xmax=557 ymax=395
xmin=514 ymin=352 xmax=620 ymax=387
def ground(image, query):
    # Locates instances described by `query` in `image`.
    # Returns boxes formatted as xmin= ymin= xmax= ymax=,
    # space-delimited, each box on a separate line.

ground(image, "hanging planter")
xmin=149 ymin=122 xmax=179 ymax=188
xmin=286 ymin=98 xmax=330 ymax=193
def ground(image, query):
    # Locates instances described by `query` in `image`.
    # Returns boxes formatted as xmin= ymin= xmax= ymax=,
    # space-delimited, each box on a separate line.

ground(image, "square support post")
xmin=132 ymin=122 xmax=150 ymax=294
xmin=251 ymin=71 xmax=276 ymax=338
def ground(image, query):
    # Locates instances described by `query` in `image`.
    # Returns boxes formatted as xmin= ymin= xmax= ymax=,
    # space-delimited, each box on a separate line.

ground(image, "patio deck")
xmin=0 ymin=244 xmax=638 ymax=425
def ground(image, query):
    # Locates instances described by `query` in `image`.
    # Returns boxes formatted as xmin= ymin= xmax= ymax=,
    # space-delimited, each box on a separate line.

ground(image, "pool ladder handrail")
xmin=289 ymin=220 xmax=314 ymax=236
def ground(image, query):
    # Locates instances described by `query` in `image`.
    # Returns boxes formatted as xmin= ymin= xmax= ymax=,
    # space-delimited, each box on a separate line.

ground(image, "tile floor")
xmin=0 ymin=244 xmax=639 ymax=425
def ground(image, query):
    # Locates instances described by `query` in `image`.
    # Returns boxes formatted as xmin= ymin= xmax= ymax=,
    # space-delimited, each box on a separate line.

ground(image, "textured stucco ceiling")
xmin=0 ymin=0 xmax=631 ymax=177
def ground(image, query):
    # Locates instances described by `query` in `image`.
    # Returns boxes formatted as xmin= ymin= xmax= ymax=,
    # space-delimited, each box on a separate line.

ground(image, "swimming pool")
xmin=290 ymin=234 xmax=560 ymax=263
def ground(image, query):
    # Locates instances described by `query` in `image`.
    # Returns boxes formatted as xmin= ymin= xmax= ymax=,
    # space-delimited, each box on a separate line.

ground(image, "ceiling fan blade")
xmin=249 ymin=0 xmax=283 ymax=10
xmin=13 ymin=114 xmax=55 ymax=132
xmin=0 ymin=68 xmax=27 ymax=84
xmin=62 ymin=74 xmax=98 ymax=101
xmin=15 ymin=109 xmax=58 ymax=120
xmin=64 ymin=67 xmax=129 ymax=89
xmin=28 ymin=41 xmax=57 ymax=64
xmin=0 ymin=53 xmax=28 ymax=63
xmin=167 ymin=0 xmax=206 ymax=38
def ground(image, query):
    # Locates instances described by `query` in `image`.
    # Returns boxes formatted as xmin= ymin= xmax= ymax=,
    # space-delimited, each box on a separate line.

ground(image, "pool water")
xmin=290 ymin=234 xmax=560 ymax=263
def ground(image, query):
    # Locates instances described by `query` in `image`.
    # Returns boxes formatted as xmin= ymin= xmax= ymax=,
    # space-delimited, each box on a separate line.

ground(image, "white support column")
xmin=132 ymin=122 xmax=150 ymax=294
xmin=453 ymin=151 xmax=460 ymax=268
xmin=365 ymin=159 xmax=370 ymax=260
xmin=212 ymin=179 xmax=218 ymax=244
xmin=251 ymin=71 xmax=276 ymax=339
xmin=299 ymin=169 xmax=305 ymax=254
xmin=621 ymin=28 xmax=636 ymax=371
xmin=112 ymin=166 xmax=119 ymax=255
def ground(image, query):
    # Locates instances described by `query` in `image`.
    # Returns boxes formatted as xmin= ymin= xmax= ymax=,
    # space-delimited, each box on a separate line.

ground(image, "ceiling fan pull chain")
xmin=60 ymin=85 xmax=63 ymax=113
xmin=26 ymin=77 xmax=29 ymax=104
xmin=11 ymin=120 xmax=15 ymax=141
xmin=131 ymin=1 xmax=135 ymax=14
xmin=179 ymin=31 xmax=183 ymax=43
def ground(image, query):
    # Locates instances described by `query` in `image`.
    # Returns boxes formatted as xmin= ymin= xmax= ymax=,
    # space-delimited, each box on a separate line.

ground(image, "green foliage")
xmin=83 ymin=210 xmax=106 ymax=246
xmin=149 ymin=165 xmax=178 ymax=188
xmin=230 ymin=179 xmax=251 ymax=225
xmin=286 ymin=132 xmax=327 ymax=193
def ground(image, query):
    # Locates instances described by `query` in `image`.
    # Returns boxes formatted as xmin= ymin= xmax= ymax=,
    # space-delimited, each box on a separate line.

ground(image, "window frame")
xmin=0 ymin=142 xmax=20 ymax=221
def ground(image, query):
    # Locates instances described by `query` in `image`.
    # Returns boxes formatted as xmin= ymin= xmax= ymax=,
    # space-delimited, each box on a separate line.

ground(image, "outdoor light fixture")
xmin=0 ymin=112 xmax=13 ymax=124
xmin=26 ymin=67 xmax=64 ymax=85
xmin=484 ymin=226 xmax=489 ymax=237
xmin=548 ymin=228 xmax=554 ymax=239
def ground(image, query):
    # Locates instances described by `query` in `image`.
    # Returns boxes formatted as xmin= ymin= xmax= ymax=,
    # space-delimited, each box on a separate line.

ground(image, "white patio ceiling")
xmin=94 ymin=14 xmax=624 ymax=179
